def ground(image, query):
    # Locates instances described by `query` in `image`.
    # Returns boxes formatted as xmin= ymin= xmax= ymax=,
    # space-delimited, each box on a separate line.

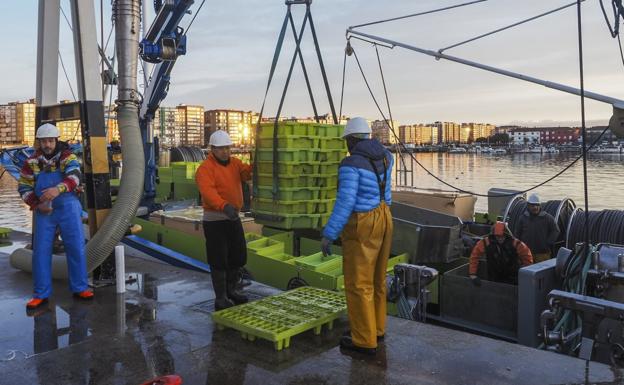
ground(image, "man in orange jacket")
xmin=196 ymin=130 xmax=252 ymax=310
xmin=468 ymin=221 xmax=533 ymax=285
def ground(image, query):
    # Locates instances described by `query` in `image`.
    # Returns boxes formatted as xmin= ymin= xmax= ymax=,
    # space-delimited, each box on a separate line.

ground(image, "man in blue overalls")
xmin=18 ymin=123 xmax=93 ymax=309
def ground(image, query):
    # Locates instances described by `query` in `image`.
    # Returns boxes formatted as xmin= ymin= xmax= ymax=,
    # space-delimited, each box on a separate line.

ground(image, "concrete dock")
xmin=0 ymin=231 xmax=622 ymax=385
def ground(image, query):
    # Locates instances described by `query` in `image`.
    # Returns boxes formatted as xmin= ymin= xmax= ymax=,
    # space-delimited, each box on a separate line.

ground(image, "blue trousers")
xmin=32 ymin=170 xmax=88 ymax=298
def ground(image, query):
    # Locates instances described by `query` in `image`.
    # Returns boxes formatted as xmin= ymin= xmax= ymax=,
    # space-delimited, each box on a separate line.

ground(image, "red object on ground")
xmin=74 ymin=290 xmax=94 ymax=300
xmin=139 ymin=375 xmax=183 ymax=385
xmin=26 ymin=297 xmax=48 ymax=309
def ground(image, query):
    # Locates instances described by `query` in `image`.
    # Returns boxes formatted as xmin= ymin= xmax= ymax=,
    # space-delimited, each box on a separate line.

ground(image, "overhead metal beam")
xmin=346 ymin=29 xmax=624 ymax=108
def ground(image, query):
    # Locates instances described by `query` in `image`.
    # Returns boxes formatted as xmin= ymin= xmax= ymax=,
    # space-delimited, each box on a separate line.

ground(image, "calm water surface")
xmin=1 ymin=152 xmax=622 ymax=229
xmin=392 ymin=152 xmax=623 ymax=212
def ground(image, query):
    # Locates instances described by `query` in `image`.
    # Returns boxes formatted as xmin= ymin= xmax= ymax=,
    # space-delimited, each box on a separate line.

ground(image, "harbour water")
xmin=0 ymin=152 xmax=622 ymax=230
xmin=393 ymin=152 xmax=624 ymax=212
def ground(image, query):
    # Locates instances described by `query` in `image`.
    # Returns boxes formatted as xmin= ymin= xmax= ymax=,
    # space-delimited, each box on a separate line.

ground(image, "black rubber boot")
xmin=227 ymin=269 xmax=248 ymax=304
xmin=211 ymin=270 xmax=234 ymax=310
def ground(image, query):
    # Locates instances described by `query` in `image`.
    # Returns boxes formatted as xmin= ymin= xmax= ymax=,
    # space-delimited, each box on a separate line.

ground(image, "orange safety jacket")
xmin=195 ymin=154 xmax=252 ymax=212
xmin=469 ymin=235 xmax=533 ymax=276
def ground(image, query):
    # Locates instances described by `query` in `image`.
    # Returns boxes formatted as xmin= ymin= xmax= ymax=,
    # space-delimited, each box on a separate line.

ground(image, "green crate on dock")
xmin=256 ymin=161 xmax=320 ymax=175
xmin=253 ymin=211 xmax=320 ymax=229
xmin=295 ymin=252 xmax=343 ymax=272
xmin=252 ymin=198 xmax=312 ymax=214
xmin=313 ymin=175 xmax=338 ymax=188
xmin=315 ymin=150 xmax=346 ymax=162
xmin=319 ymin=187 xmax=337 ymax=200
xmin=311 ymin=124 xmax=344 ymax=138
xmin=246 ymin=237 xmax=285 ymax=256
xmin=256 ymin=173 xmax=315 ymax=188
xmin=172 ymin=181 xmax=199 ymax=200
xmin=244 ymin=232 xmax=263 ymax=243
xmin=155 ymin=182 xmax=173 ymax=201
xmin=257 ymin=136 xmax=320 ymax=149
xmin=319 ymin=137 xmax=346 ymax=150
xmin=257 ymin=251 xmax=296 ymax=263
xmin=319 ymin=162 xmax=340 ymax=174
xmin=252 ymin=198 xmax=334 ymax=215
xmin=256 ymin=149 xmax=317 ymax=162
xmin=171 ymin=162 xmax=199 ymax=181
xmin=212 ymin=287 xmax=347 ymax=350
xmin=255 ymin=186 xmax=320 ymax=201
xmin=258 ymin=122 xmax=312 ymax=138
xmin=158 ymin=167 xmax=173 ymax=183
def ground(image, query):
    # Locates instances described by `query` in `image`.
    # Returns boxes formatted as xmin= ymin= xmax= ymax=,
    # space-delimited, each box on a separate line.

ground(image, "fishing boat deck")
xmin=0 ymin=231 xmax=621 ymax=385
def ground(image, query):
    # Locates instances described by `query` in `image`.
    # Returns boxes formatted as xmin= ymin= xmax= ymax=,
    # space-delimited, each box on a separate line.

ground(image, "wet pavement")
xmin=1 ymin=231 xmax=623 ymax=385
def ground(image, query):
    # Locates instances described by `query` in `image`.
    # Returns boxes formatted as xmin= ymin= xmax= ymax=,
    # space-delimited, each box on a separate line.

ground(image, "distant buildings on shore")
xmin=0 ymin=98 xmax=613 ymax=147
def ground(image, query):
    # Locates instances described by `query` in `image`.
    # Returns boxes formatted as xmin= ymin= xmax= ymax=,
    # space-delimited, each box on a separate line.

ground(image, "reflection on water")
xmin=394 ymin=152 xmax=624 ymax=212
xmin=0 ymin=167 xmax=31 ymax=230
xmin=1 ymin=152 xmax=623 ymax=229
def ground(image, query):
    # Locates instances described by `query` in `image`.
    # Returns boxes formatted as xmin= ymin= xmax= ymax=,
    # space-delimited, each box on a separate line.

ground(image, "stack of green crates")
xmin=252 ymin=122 xmax=346 ymax=229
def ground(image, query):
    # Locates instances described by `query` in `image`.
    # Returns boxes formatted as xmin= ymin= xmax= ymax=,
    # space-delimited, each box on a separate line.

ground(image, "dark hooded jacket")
xmin=515 ymin=209 xmax=559 ymax=254
xmin=322 ymin=139 xmax=393 ymax=241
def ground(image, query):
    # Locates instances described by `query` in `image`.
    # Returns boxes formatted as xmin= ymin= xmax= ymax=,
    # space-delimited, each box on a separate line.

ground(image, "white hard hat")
xmin=342 ymin=117 xmax=371 ymax=138
xmin=36 ymin=123 xmax=60 ymax=139
xmin=527 ymin=193 xmax=541 ymax=205
xmin=209 ymin=130 xmax=233 ymax=146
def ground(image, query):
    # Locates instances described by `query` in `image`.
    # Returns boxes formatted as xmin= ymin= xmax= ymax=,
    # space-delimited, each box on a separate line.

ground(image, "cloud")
xmin=1 ymin=0 xmax=622 ymax=125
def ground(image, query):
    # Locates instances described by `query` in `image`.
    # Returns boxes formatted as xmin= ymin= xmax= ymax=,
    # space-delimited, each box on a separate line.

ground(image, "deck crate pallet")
xmin=252 ymin=122 xmax=346 ymax=230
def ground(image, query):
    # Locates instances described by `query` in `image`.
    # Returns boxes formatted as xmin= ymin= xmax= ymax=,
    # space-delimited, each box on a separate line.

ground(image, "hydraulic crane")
xmin=138 ymin=0 xmax=195 ymax=212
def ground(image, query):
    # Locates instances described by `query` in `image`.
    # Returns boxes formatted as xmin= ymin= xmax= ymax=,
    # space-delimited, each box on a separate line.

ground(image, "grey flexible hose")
xmin=10 ymin=0 xmax=143 ymax=278
xmin=85 ymin=105 xmax=144 ymax=272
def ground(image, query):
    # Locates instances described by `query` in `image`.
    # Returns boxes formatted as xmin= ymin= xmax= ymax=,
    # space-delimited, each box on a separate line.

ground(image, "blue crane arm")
xmin=138 ymin=0 xmax=195 ymax=211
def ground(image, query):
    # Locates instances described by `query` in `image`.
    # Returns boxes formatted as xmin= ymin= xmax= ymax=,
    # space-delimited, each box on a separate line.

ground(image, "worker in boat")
xmin=321 ymin=117 xmax=394 ymax=356
xmin=468 ymin=221 xmax=533 ymax=285
xmin=195 ymin=130 xmax=252 ymax=310
xmin=515 ymin=193 xmax=559 ymax=263
xmin=18 ymin=123 xmax=93 ymax=310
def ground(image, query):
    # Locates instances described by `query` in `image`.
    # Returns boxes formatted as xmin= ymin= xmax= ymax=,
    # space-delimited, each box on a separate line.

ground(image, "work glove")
xmin=321 ymin=237 xmax=332 ymax=257
xmin=469 ymin=275 xmax=481 ymax=287
xmin=223 ymin=204 xmax=239 ymax=221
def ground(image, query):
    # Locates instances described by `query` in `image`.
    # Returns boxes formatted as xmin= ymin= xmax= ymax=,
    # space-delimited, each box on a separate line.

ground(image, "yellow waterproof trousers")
xmin=342 ymin=202 xmax=393 ymax=348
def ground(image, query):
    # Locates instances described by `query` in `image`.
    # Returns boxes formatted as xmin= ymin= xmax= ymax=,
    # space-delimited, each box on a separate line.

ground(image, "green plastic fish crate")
xmin=257 ymin=136 xmax=320 ymax=149
xmin=246 ymin=237 xmax=285 ymax=255
xmin=255 ymin=186 xmax=320 ymax=201
xmin=310 ymin=124 xmax=344 ymax=138
xmin=253 ymin=211 xmax=321 ymax=229
xmin=252 ymin=198 xmax=334 ymax=215
xmin=171 ymin=162 xmax=200 ymax=180
xmin=256 ymin=251 xmax=296 ymax=264
xmin=212 ymin=286 xmax=347 ymax=350
xmin=319 ymin=214 xmax=331 ymax=227
xmin=258 ymin=122 xmax=313 ymax=138
xmin=256 ymin=173 xmax=315 ymax=188
xmin=158 ymin=167 xmax=173 ymax=183
xmin=294 ymin=252 xmax=343 ymax=272
xmin=319 ymin=162 xmax=340 ymax=174
xmin=252 ymin=198 xmax=312 ymax=214
xmin=319 ymin=137 xmax=346 ymax=150
xmin=313 ymin=175 xmax=338 ymax=188
xmin=256 ymin=161 xmax=320 ymax=175
xmin=256 ymin=149 xmax=317 ymax=162
xmin=315 ymin=150 xmax=346 ymax=162
xmin=319 ymin=188 xmax=337 ymax=200
xmin=244 ymin=232 xmax=263 ymax=243
xmin=0 ymin=227 xmax=12 ymax=247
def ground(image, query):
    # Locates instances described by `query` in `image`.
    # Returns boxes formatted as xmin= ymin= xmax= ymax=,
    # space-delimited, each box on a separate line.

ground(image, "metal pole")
xmin=36 ymin=0 xmax=61 ymax=112
xmin=346 ymin=29 xmax=624 ymax=108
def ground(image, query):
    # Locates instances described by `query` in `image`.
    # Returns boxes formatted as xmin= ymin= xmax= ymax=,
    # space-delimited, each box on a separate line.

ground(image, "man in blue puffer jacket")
xmin=321 ymin=117 xmax=393 ymax=355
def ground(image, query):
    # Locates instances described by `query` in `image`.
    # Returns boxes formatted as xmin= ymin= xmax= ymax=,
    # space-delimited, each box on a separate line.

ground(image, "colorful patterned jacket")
xmin=18 ymin=143 xmax=82 ymax=209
